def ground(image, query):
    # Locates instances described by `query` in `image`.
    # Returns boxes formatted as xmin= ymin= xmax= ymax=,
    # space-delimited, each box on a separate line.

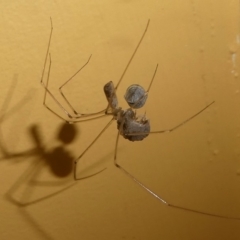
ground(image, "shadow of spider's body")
xmin=40 ymin=18 xmax=240 ymax=220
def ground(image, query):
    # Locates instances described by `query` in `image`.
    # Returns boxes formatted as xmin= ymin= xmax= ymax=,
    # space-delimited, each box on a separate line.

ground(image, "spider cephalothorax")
xmin=117 ymin=108 xmax=150 ymax=141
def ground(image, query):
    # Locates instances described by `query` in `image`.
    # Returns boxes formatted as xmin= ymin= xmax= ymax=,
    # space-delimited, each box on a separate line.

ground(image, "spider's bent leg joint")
xmin=114 ymin=162 xmax=120 ymax=168
xmin=67 ymin=113 xmax=73 ymax=118
xmin=73 ymin=110 xmax=79 ymax=115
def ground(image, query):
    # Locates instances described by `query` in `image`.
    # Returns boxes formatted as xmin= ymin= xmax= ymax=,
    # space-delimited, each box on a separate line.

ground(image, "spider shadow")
xmin=3 ymin=122 xmax=79 ymax=207
xmin=0 ymin=76 xmax=67 ymax=240
xmin=0 ymin=75 xmax=114 ymax=239
xmin=1 ymin=75 xmax=112 ymax=207
xmin=0 ymin=76 xmax=78 ymax=206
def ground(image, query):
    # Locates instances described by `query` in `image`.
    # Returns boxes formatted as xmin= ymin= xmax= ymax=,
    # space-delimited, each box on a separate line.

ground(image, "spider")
xmin=40 ymin=18 xmax=239 ymax=220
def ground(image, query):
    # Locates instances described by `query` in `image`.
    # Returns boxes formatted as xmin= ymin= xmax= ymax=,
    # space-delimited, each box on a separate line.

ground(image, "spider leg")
xmin=105 ymin=19 xmax=150 ymax=114
xmin=59 ymin=55 xmax=92 ymax=116
xmin=40 ymin=17 xmax=53 ymax=92
xmin=146 ymin=63 xmax=158 ymax=93
xmin=40 ymin=18 xmax=78 ymax=122
xmin=130 ymin=63 xmax=158 ymax=109
xmin=42 ymin=51 xmax=72 ymax=123
xmin=58 ymin=55 xmax=108 ymax=117
xmin=114 ymin=127 xmax=240 ymax=220
xmin=115 ymin=158 xmax=240 ymax=219
xmin=42 ymin=53 xmax=107 ymax=123
xmin=149 ymin=101 xmax=215 ymax=134
xmin=113 ymin=129 xmax=168 ymax=204
xmin=40 ymin=19 xmax=106 ymax=123
xmin=115 ymin=19 xmax=150 ymax=91
xmin=103 ymin=19 xmax=152 ymax=121
xmin=125 ymin=101 xmax=215 ymax=137
xmin=74 ymin=118 xmax=114 ymax=180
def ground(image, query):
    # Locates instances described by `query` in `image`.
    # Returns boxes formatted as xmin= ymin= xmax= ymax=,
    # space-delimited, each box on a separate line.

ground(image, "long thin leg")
xmin=114 ymin=131 xmax=120 ymax=160
xmin=146 ymin=64 xmax=158 ymax=93
xmin=130 ymin=64 xmax=158 ymax=109
xmin=41 ymin=53 xmax=74 ymax=119
xmin=41 ymin=18 xmax=107 ymax=123
xmin=105 ymin=19 xmax=150 ymax=114
xmin=126 ymin=101 xmax=215 ymax=137
xmin=59 ymin=55 xmax=93 ymax=116
xmin=115 ymin=19 xmax=150 ymax=90
xmin=105 ymin=20 xmax=150 ymax=114
xmin=58 ymin=55 xmax=107 ymax=117
xmin=40 ymin=17 xmax=53 ymax=89
xmin=150 ymin=101 xmax=215 ymax=134
xmin=42 ymin=52 xmax=107 ymax=123
xmin=40 ymin=18 xmax=78 ymax=121
xmin=115 ymin=162 xmax=240 ymax=219
xmin=59 ymin=20 xmax=151 ymax=117
xmin=74 ymin=118 xmax=114 ymax=180
xmin=114 ymin=132 xmax=240 ymax=220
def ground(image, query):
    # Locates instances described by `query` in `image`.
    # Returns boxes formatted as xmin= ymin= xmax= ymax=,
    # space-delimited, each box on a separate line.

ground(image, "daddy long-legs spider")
xmin=40 ymin=18 xmax=240 ymax=220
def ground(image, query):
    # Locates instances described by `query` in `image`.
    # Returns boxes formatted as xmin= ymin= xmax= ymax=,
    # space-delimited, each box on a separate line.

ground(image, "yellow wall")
xmin=1 ymin=1 xmax=240 ymax=239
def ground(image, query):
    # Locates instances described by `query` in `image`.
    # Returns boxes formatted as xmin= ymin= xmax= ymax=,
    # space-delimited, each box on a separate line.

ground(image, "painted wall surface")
xmin=1 ymin=1 xmax=240 ymax=239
